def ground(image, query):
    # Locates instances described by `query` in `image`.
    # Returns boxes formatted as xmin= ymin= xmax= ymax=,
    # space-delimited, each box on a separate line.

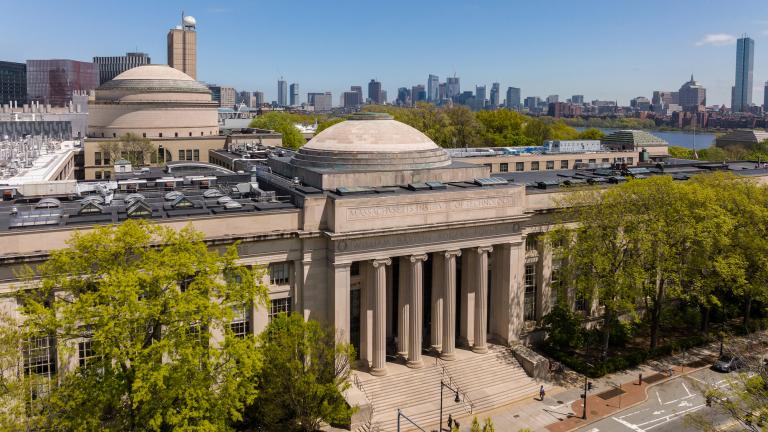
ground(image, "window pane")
xmin=269 ymin=262 xmax=290 ymax=285
xmin=269 ymin=297 xmax=292 ymax=321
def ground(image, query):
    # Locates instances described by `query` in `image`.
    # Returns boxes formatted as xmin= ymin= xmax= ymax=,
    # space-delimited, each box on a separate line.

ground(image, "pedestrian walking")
xmin=539 ymin=385 xmax=546 ymax=401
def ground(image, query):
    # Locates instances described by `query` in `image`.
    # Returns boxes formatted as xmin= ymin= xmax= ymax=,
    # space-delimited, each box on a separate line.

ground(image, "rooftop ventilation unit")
xmin=473 ymin=177 xmax=508 ymax=187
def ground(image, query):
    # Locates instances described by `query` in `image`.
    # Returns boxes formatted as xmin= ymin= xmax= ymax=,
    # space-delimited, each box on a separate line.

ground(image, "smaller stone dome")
xmin=96 ymin=65 xmax=211 ymax=95
xmin=290 ymin=112 xmax=451 ymax=171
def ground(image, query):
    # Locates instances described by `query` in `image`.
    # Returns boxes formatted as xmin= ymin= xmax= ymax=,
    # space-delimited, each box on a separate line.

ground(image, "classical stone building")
xmin=85 ymin=65 xmax=224 ymax=180
xmin=2 ymin=113 xmax=767 ymax=384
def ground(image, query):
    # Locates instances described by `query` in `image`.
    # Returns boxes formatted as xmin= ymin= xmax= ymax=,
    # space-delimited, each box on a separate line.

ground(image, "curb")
xmin=558 ymin=363 xmax=714 ymax=432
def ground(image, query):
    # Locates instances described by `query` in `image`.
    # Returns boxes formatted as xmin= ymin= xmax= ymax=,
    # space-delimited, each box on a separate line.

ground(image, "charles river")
xmin=575 ymin=128 xmax=715 ymax=150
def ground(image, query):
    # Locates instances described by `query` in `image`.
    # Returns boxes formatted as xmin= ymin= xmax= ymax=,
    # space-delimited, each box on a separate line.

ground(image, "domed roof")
xmin=97 ymin=65 xmax=210 ymax=94
xmin=290 ymin=112 xmax=451 ymax=171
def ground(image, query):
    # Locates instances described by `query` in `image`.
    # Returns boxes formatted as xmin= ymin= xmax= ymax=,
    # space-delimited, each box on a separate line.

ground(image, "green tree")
xmin=5 ymin=220 xmax=267 ymax=431
xmin=542 ymin=304 xmax=584 ymax=351
xmin=523 ymin=118 xmax=552 ymax=145
xmin=577 ymin=127 xmax=605 ymax=140
xmin=445 ymin=105 xmax=483 ymax=148
xmin=99 ymin=133 xmax=156 ymax=167
xmin=482 ymin=417 xmax=496 ymax=432
xmin=668 ymin=145 xmax=694 ymax=159
xmin=243 ymin=313 xmax=355 ymax=432
xmin=249 ymin=112 xmax=306 ymax=149
xmin=470 ymin=416 xmax=482 ymax=432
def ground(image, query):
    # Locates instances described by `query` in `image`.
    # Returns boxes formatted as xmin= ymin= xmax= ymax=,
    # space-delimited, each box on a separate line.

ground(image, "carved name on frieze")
xmin=346 ymin=196 xmax=519 ymax=220
xmin=335 ymin=222 xmax=520 ymax=253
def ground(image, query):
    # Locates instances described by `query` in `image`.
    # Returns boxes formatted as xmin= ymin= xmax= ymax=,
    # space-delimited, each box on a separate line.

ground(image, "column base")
xmin=369 ymin=366 xmax=388 ymax=377
xmin=431 ymin=344 xmax=442 ymax=352
xmin=406 ymin=359 xmax=424 ymax=369
xmin=397 ymin=350 xmax=408 ymax=358
xmin=440 ymin=351 xmax=457 ymax=361
xmin=472 ymin=345 xmax=488 ymax=354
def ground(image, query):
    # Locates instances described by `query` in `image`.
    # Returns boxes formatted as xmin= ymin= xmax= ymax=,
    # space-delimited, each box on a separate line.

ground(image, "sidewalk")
xmin=447 ymin=330 xmax=768 ymax=432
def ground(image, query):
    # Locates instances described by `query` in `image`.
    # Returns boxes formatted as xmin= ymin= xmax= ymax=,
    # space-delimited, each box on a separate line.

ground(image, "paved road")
xmin=574 ymin=368 xmax=734 ymax=432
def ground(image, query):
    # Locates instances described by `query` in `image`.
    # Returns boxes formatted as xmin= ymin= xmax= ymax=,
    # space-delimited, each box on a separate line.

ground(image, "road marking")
xmin=655 ymin=390 xmax=662 ymax=404
xmin=612 ymin=415 xmax=646 ymax=432
xmin=681 ymin=382 xmax=692 ymax=397
xmin=638 ymin=404 xmax=706 ymax=430
xmin=585 ymin=428 xmax=599 ymax=432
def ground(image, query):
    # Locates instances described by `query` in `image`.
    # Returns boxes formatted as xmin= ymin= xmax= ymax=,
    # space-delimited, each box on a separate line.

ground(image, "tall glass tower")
xmin=733 ymin=36 xmax=754 ymax=112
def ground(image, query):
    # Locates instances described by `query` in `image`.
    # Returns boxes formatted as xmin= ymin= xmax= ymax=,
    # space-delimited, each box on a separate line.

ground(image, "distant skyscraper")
xmin=277 ymin=79 xmax=287 ymax=106
xmin=351 ymin=86 xmax=363 ymax=105
xmin=379 ymin=90 xmax=387 ymax=103
xmin=733 ymin=35 xmax=754 ymax=112
xmin=207 ymin=85 xmax=235 ymax=108
xmin=524 ymin=96 xmax=540 ymax=109
xmin=26 ymin=59 xmax=99 ymax=106
xmin=342 ymin=91 xmax=362 ymax=108
xmin=0 ymin=61 xmax=27 ymax=105
xmin=397 ymin=87 xmax=411 ymax=106
xmin=678 ymin=75 xmax=706 ymax=110
xmin=252 ymin=91 xmax=264 ymax=106
xmin=505 ymin=87 xmax=520 ymax=109
xmin=167 ymin=13 xmax=197 ymax=79
xmin=446 ymin=76 xmax=460 ymax=100
xmin=93 ymin=52 xmax=151 ymax=85
xmin=546 ymin=95 xmax=559 ymax=104
xmin=368 ymin=79 xmax=382 ymax=104
xmin=427 ymin=74 xmax=439 ymax=102
xmin=764 ymin=81 xmax=768 ymax=110
xmin=310 ymin=92 xmax=332 ymax=111
xmin=475 ymin=85 xmax=486 ymax=110
xmin=490 ymin=83 xmax=500 ymax=108
xmin=289 ymin=83 xmax=299 ymax=106
xmin=412 ymin=85 xmax=426 ymax=104
xmin=236 ymin=90 xmax=251 ymax=106
xmin=571 ymin=95 xmax=584 ymax=105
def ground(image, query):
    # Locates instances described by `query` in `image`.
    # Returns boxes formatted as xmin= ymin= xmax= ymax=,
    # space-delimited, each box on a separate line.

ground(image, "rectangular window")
xmin=525 ymin=235 xmax=537 ymax=252
xmin=24 ymin=336 xmax=56 ymax=377
xmin=515 ymin=162 xmax=525 ymax=172
xmin=230 ymin=305 xmax=251 ymax=338
xmin=269 ymin=262 xmax=290 ymax=285
xmin=178 ymin=150 xmax=185 ymax=161
xmin=94 ymin=171 xmax=102 ymax=180
xmin=524 ymin=264 xmax=537 ymax=321
xmin=602 ymin=158 xmax=609 ymax=163
xmin=530 ymin=161 xmax=539 ymax=171
xmin=269 ymin=297 xmax=292 ymax=321
xmin=550 ymin=261 xmax=562 ymax=307
xmin=588 ymin=159 xmax=596 ymax=164
xmin=627 ymin=157 xmax=634 ymax=164
xmin=94 ymin=152 xmax=102 ymax=166
xmin=193 ymin=149 xmax=200 ymax=161
xmin=560 ymin=160 xmax=569 ymax=169
xmin=186 ymin=149 xmax=193 ymax=161
xmin=575 ymin=159 xmax=583 ymax=164
xmin=575 ymin=292 xmax=587 ymax=313
xmin=78 ymin=340 xmax=95 ymax=368
xmin=499 ymin=162 xmax=508 ymax=172
xmin=104 ymin=170 xmax=111 ymax=180
xmin=546 ymin=160 xmax=554 ymax=170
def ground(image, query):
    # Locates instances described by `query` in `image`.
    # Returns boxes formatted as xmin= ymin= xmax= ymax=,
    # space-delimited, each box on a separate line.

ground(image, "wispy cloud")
xmin=695 ymin=33 xmax=737 ymax=46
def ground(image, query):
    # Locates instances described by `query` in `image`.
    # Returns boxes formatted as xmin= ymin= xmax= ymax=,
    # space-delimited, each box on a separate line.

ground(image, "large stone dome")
xmin=88 ymin=65 xmax=218 ymax=138
xmin=96 ymin=65 xmax=211 ymax=97
xmin=290 ymin=112 xmax=451 ymax=171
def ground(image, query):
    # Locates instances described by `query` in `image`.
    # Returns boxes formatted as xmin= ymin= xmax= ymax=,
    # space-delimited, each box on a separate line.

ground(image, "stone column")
xmin=370 ymin=258 xmax=391 ymax=376
xmin=441 ymin=250 xmax=461 ymax=360
xmin=490 ymin=241 xmax=526 ymax=344
xmin=473 ymin=246 xmax=493 ymax=354
xmin=430 ymin=253 xmax=444 ymax=350
xmin=293 ymin=259 xmax=304 ymax=317
xmin=397 ymin=257 xmax=410 ymax=357
xmin=407 ymin=254 xmax=428 ymax=368
xmin=330 ymin=262 xmax=352 ymax=345
xmin=509 ymin=241 xmax=526 ymax=342
xmin=359 ymin=261 xmax=373 ymax=365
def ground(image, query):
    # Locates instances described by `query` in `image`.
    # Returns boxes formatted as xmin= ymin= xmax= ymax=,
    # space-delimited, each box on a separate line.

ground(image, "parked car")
xmin=713 ymin=355 xmax=746 ymax=373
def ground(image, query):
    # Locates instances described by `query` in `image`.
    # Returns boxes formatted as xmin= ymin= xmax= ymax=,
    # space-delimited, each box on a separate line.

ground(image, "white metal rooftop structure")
xmin=1 ymin=140 xmax=76 ymax=184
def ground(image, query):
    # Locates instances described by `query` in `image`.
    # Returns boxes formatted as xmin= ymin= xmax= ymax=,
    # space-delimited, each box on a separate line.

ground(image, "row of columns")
xmin=358 ymin=245 xmax=502 ymax=376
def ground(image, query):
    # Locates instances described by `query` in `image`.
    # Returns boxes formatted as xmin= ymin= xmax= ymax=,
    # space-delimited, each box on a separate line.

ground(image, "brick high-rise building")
xmin=167 ymin=13 xmax=197 ymax=79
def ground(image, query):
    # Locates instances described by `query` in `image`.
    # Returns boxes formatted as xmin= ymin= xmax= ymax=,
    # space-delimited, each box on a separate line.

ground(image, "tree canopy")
xmin=7 ymin=220 xmax=268 ymax=431
xmin=249 ymin=112 xmax=306 ymax=150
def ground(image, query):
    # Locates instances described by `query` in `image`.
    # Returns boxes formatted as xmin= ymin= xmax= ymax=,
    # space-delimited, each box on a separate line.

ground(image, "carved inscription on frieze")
xmin=346 ymin=196 xmax=518 ymax=220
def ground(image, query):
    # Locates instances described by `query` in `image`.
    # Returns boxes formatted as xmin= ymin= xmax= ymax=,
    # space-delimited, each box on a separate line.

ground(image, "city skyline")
xmin=3 ymin=0 xmax=768 ymax=106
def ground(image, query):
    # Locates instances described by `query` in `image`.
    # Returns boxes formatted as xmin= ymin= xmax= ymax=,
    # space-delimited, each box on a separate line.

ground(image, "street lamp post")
xmin=582 ymin=362 xmax=594 ymax=420
xmin=397 ymin=408 xmax=428 ymax=432
xmin=439 ymin=380 xmax=461 ymax=431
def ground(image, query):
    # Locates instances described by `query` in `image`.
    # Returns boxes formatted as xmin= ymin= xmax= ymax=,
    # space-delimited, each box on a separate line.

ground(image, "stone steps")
xmin=355 ymin=345 xmax=548 ymax=432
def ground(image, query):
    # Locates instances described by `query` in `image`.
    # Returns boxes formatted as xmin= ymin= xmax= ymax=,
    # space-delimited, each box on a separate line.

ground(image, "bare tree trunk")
xmin=601 ymin=308 xmax=612 ymax=359
xmin=649 ymin=275 xmax=665 ymax=350
xmin=700 ymin=305 xmax=710 ymax=334
xmin=743 ymin=296 xmax=753 ymax=329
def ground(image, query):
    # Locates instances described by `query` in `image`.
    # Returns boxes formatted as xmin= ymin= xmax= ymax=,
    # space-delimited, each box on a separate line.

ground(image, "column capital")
xmin=372 ymin=257 xmax=392 ymax=268
xmin=444 ymin=249 xmax=462 ymax=259
xmin=499 ymin=240 xmax=524 ymax=250
xmin=476 ymin=246 xmax=494 ymax=254
xmin=332 ymin=261 xmax=352 ymax=269
xmin=409 ymin=254 xmax=428 ymax=263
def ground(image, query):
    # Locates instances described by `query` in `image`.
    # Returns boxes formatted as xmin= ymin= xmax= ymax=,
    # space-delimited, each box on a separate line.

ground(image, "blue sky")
xmin=3 ymin=0 xmax=768 ymax=106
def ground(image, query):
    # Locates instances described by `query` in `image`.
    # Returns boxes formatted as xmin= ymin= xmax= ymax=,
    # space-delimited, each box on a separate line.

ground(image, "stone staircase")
xmin=353 ymin=345 xmax=547 ymax=432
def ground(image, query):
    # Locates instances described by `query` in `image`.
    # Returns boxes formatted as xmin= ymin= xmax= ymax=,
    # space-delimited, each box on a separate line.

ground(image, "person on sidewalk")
xmin=540 ymin=385 xmax=546 ymax=401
